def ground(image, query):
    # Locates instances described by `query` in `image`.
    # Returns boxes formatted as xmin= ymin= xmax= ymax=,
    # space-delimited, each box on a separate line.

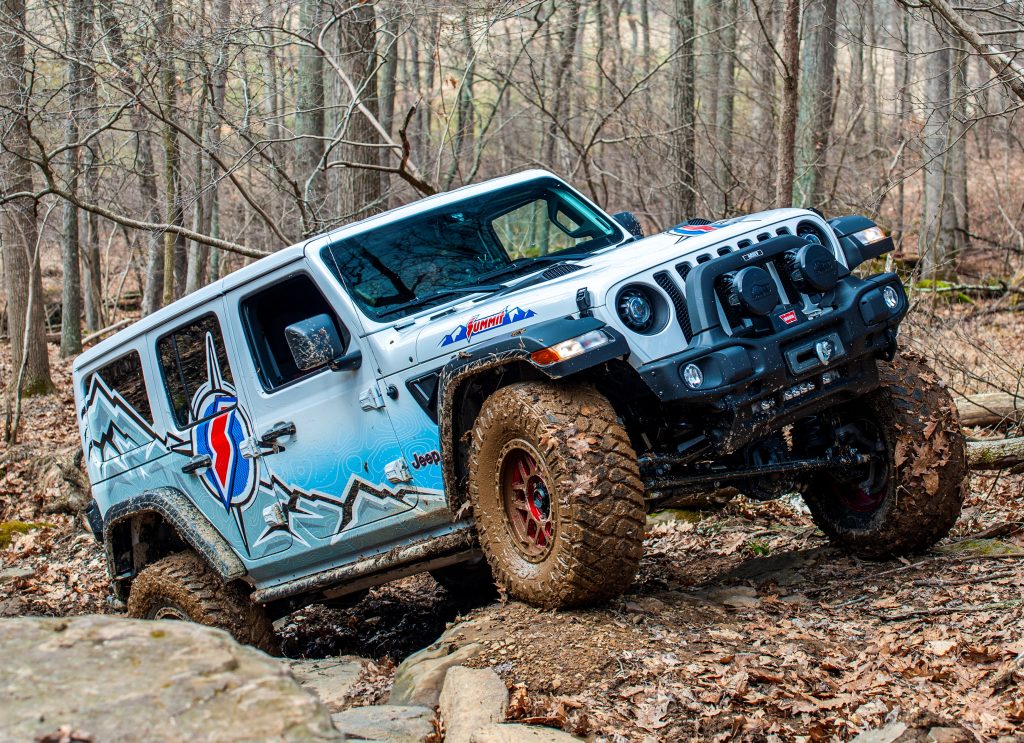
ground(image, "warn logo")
xmin=440 ymin=306 xmax=536 ymax=346
xmin=779 ymin=310 xmax=798 ymax=325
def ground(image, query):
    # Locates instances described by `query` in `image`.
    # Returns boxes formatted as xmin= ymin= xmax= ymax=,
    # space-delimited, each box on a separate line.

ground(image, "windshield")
xmin=321 ymin=177 xmax=623 ymax=321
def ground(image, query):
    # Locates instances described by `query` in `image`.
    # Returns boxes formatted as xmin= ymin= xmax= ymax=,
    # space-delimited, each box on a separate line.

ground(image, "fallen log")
xmin=956 ymin=392 xmax=1024 ymax=427
xmin=967 ymin=437 xmax=1024 ymax=470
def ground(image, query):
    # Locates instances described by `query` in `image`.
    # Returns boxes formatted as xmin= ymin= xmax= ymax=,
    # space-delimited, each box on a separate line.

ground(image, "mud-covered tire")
xmin=802 ymin=352 xmax=966 ymax=559
xmin=126 ymin=551 xmax=278 ymax=654
xmin=467 ymin=382 xmax=645 ymax=608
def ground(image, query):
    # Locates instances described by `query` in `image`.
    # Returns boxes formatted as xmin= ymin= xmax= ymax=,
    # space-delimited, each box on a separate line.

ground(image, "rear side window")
xmin=157 ymin=313 xmax=235 ymax=428
xmin=241 ymin=274 xmax=349 ymax=391
xmin=86 ymin=351 xmax=152 ymax=424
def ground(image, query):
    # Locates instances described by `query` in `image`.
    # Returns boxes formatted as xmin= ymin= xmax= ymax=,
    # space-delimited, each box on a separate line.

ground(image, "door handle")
xmin=260 ymin=421 xmax=296 ymax=446
xmin=182 ymin=454 xmax=212 ymax=475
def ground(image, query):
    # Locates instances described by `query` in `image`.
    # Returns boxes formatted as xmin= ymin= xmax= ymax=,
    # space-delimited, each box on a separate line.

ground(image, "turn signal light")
xmin=530 ymin=330 xmax=610 ymax=366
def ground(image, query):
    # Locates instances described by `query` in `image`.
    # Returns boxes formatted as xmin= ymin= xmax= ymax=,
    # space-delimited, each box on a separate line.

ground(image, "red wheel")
xmin=499 ymin=442 xmax=555 ymax=561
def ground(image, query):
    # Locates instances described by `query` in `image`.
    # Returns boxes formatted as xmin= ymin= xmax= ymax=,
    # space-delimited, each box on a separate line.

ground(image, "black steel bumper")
xmin=637 ymin=272 xmax=907 ymax=452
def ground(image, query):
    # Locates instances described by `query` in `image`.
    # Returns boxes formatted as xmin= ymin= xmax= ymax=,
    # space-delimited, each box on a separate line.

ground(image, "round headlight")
xmin=616 ymin=286 xmax=656 ymax=333
xmin=682 ymin=363 xmax=703 ymax=389
xmin=883 ymin=285 xmax=899 ymax=309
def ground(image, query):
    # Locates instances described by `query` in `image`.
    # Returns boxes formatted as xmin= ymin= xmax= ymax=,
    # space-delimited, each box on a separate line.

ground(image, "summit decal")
xmin=439 ymin=306 xmax=536 ymax=346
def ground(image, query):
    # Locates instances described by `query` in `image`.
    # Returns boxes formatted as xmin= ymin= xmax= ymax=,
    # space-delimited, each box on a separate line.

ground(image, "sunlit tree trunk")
xmin=0 ymin=0 xmax=53 ymax=395
xmin=671 ymin=0 xmax=696 ymax=219
xmin=60 ymin=0 xmax=86 ymax=356
xmin=773 ymin=0 xmax=800 ymax=208
xmin=793 ymin=0 xmax=837 ymax=208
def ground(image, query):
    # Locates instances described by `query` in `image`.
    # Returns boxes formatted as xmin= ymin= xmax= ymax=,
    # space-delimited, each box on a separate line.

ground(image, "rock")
xmin=439 ymin=667 xmax=508 ymax=743
xmin=330 ymin=705 xmax=434 ymax=743
xmin=0 ymin=615 xmax=340 ymax=742
xmin=706 ymin=585 xmax=760 ymax=609
xmin=389 ymin=620 xmax=498 ymax=707
xmin=469 ymin=723 xmax=583 ymax=742
xmin=288 ymin=656 xmax=368 ymax=712
xmin=927 ymin=727 xmax=972 ymax=743
xmin=850 ymin=722 xmax=909 ymax=743
xmin=0 ymin=566 xmax=34 ymax=583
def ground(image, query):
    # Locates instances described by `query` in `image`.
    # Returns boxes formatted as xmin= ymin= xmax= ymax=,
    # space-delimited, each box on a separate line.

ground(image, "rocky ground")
xmin=3 ymin=308 xmax=1024 ymax=741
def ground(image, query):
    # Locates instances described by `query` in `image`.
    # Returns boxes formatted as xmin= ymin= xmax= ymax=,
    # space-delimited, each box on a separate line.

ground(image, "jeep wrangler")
xmin=74 ymin=170 xmax=965 ymax=651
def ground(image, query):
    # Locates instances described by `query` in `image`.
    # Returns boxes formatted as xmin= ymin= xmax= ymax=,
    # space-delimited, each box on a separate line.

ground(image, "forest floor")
xmin=2 ymin=304 xmax=1024 ymax=741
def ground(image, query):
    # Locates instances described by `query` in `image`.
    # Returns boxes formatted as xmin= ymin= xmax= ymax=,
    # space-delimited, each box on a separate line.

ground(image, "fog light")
xmin=882 ymin=285 xmax=899 ymax=309
xmin=682 ymin=363 xmax=703 ymax=389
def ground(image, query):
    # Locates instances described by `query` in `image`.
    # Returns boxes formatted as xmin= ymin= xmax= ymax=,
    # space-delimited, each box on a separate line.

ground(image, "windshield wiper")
xmin=378 ymin=284 xmax=506 ymax=320
xmin=474 ymin=253 xmax=587 ymax=284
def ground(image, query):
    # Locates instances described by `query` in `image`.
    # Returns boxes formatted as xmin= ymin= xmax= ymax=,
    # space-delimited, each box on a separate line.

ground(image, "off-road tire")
xmin=467 ymin=382 xmax=645 ymax=608
xmin=802 ymin=351 xmax=966 ymax=559
xmin=127 ymin=551 xmax=278 ymax=654
xmin=430 ymin=557 xmax=497 ymax=600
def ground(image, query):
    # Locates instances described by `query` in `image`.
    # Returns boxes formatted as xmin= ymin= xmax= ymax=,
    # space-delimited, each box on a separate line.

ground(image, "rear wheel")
xmin=467 ymin=382 xmax=645 ymax=608
xmin=801 ymin=352 xmax=966 ymax=559
xmin=127 ymin=551 xmax=278 ymax=654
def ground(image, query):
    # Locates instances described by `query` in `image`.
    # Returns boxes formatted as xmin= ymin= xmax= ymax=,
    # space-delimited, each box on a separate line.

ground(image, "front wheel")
xmin=467 ymin=382 xmax=646 ymax=609
xmin=126 ymin=551 xmax=278 ymax=654
xmin=801 ymin=352 xmax=966 ymax=559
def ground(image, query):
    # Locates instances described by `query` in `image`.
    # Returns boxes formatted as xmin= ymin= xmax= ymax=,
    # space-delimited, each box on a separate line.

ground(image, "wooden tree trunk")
xmin=773 ymin=0 xmax=799 ymax=208
xmin=714 ymin=0 xmax=737 ymax=214
xmin=442 ymin=24 xmax=476 ymax=191
xmin=0 ymin=0 xmax=53 ymax=395
xmin=793 ymin=0 xmax=837 ymax=209
xmin=956 ymin=392 xmax=1024 ymax=427
xmin=80 ymin=0 xmax=102 ymax=332
xmin=60 ymin=0 xmax=86 ymax=357
xmin=671 ymin=0 xmax=696 ymax=220
xmin=338 ymin=2 xmax=384 ymax=221
xmin=919 ymin=20 xmax=958 ymax=280
xmin=296 ymin=0 xmax=327 ymax=234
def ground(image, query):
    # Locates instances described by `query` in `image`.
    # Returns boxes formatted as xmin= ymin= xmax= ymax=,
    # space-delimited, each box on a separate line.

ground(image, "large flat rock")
xmin=0 ymin=616 xmax=340 ymax=743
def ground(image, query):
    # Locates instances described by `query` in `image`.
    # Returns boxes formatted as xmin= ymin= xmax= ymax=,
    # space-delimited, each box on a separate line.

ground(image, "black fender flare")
xmin=103 ymin=486 xmax=247 ymax=586
xmin=435 ymin=315 xmax=629 ymax=513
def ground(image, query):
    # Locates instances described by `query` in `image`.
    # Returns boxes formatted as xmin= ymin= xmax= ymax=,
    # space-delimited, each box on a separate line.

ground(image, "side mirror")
xmin=284 ymin=314 xmax=346 ymax=372
xmin=828 ymin=215 xmax=894 ymax=270
xmin=612 ymin=211 xmax=644 ymax=240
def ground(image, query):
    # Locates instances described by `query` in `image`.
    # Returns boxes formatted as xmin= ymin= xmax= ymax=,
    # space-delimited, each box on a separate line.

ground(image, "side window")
xmin=86 ymin=350 xmax=153 ymax=424
xmin=157 ymin=313 xmax=235 ymax=428
xmin=241 ymin=274 xmax=350 ymax=391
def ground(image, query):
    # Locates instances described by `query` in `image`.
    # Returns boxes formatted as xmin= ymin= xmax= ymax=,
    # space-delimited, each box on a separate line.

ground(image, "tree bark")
xmin=337 ymin=1 xmax=384 ymax=221
xmin=956 ymin=392 xmax=1024 ymax=427
xmin=714 ymin=0 xmax=737 ymax=214
xmin=968 ymin=437 xmax=1024 ymax=470
xmin=671 ymin=0 xmax=696 ymax=219
xmin=773 ymin=0 xmax=799 ymax=208
xmin=0 ymin=0 xmax=53 ymax=395
xmin=919 ymin=19 xmax=957 ymax=280
xmin=79 ymin=0 xmax=102 ymax=331
xmin=793 ymin=0 xmax=837 ymax=209
xmin=296 ymin=0 xmax=327 ymax=233
xmin=60 ymin=0 xmax=87 ymax=356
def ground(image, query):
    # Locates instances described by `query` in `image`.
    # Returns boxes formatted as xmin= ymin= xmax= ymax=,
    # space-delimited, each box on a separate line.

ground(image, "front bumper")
xmin=637 ymin=273 xmax=907 ymax=452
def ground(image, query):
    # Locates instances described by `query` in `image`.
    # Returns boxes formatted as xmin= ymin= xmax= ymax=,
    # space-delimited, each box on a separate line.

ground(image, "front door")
xmin=224 ymin=270 xmax=437 ymax=574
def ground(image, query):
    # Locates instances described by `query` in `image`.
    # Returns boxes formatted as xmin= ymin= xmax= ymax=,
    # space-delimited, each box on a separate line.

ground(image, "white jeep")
xmin=74 ymin=170 xmax=965 ymax=650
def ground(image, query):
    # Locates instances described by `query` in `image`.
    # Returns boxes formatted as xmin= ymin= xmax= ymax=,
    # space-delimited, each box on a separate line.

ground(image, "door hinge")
xmin=360 ymin=384 xmax=386 ymax=411
xmin=239 ymin=437 xmax=264 ymax=459
xmin=384 ymin=458 xmax=412 ymax=484
xmin=262 ymin=503 xmax=287 ymax=528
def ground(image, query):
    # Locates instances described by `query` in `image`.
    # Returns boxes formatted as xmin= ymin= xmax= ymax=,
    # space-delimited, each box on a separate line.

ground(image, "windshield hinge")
xmin=384 ymin=458 xmax=412 ymax=483
xmin=360 ymin=384 xmax=386 ymax=411
xmin=576 ymin=287 xmax=592 ymax=317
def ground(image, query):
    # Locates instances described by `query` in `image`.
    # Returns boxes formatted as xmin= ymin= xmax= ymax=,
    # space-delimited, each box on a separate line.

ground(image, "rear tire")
xmin=127 ymin=551 xmax=278 ymax=654
xmin=801 ymin=352 xmax=966 ymax=559
xmin=467 ymin=382 xmax=645 ymax=608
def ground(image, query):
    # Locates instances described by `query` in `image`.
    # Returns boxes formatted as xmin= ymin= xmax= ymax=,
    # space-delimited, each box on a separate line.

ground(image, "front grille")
xmin=653 ymin=271 xmax=693 ymax=342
